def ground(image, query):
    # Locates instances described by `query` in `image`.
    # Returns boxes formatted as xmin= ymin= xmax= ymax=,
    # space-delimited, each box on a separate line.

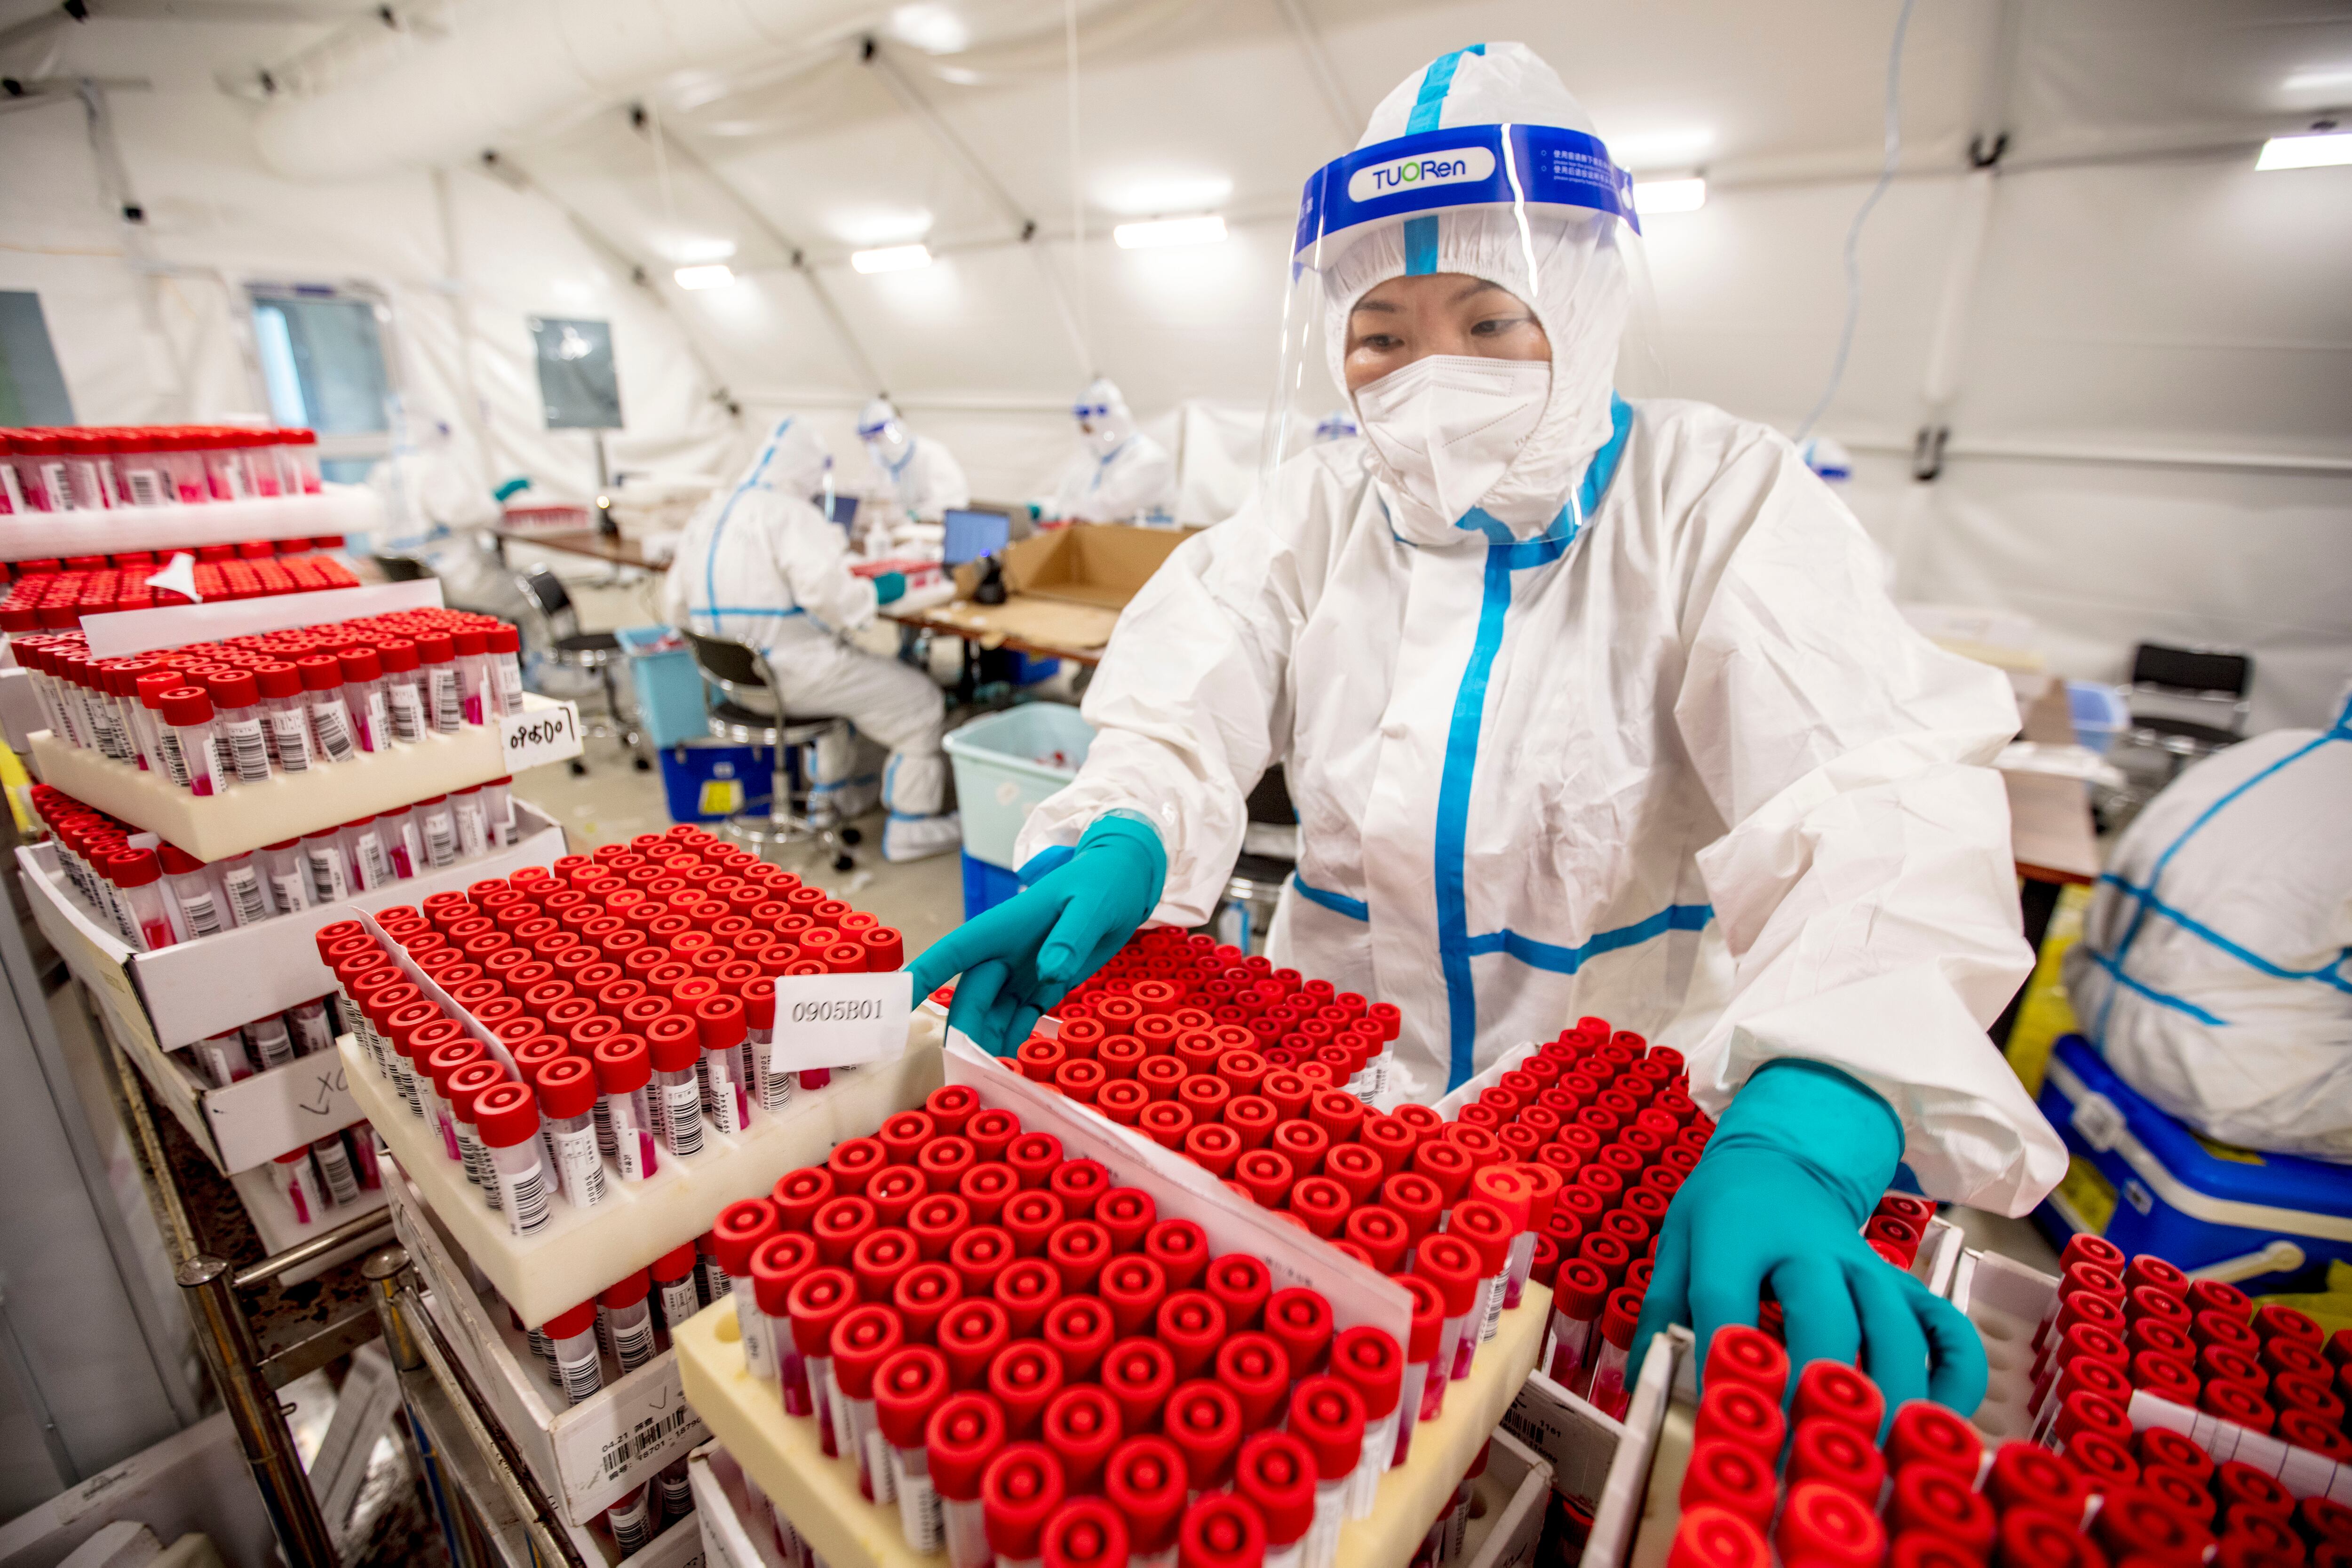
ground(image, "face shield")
xmin=1072 ymin=380 xmax=1134 ymax=459
xmin=1263 ymin=45 xmax=1645 ymax=543
xmin=858 ymin=399 xmax=909 ymax=466
xmin=1312 ymin=409 xmax=1359 ymax=443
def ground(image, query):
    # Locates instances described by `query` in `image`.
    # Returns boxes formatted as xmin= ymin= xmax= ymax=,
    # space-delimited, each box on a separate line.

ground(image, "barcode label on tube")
xmin=313 ymin=705 xmax=354 ymax=761
xmin=177 ymin=892 xmax=221 ymax=939
xmin=662 ymin=1082 xmax=703 ymax=1156
xmin=612 ymin=1316 xmax=654 ymax=1374
xmin=657 ymin=1278 xmax=700 ymax=1332
xmin=223 ymin=868 xmax=268 ymax=926
xmin=429 ymin=670 xmax=461 ymax=732
xmin=270 ymin=711 xmax=311 ymax=771
xmin=126 ymin=469 xmax=166 ymax=506
xmin=222 ymin=720 xmax=270 ymax=782
xmin=422 ymin=817 xmax=456 ymax=868
xmin=315 ymin=1140 xmax=361 ymax=1205
xmin=556 ymin=1347 xmax=600 ymax=1405
xmin=502 ymin=1161 xmax=550 ymax=1234
xmin=388 ymin=684 xmax=423 ymax=742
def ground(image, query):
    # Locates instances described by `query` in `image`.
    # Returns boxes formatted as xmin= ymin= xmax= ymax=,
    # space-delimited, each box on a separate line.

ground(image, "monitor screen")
xmin=824 ymin=492 xmax=858 ymax=528
xmin=942 ymin=508 xmax=1011 ymax=566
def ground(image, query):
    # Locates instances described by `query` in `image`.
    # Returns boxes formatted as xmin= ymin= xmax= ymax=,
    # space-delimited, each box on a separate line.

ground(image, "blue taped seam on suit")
xmin=703 ymin=421 xmax=792 ymax=624
xmin=1292 ymin=873 xmax=1370 ymax=922
xmin=2085 ymin=947 xmax=2228 ymax=1027
xmin=2094 ymin=873 xmax=2352 ymax=995
xmin=2091 ymin=724 xmax=2348 ymax=1044
xmin=1465 ymin=903 xmax=1715 ymax=973
xmin=1432 ymin=396 xmax=1635 ymax=1090
xmin=1404 ymin=217 xmax=1439 ymax=277
xmin=1407 ymin=45 xmax=1484 ymax=134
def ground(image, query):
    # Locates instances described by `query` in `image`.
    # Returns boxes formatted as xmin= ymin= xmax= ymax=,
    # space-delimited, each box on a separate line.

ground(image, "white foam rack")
xmin=1947 ymin=1246 xmax=2352 ymax=1502
xmin=1576 ymin=1212 xmax=1971 ymax=1568
xmin=347 ymin=1011 xmax=950 ymax=1330
xmin=16 ymin=801 xmax=567 ymax=1172
xmin=670 ymin=1036 xmax=1541 ymax=1568
xmin=0 ymin=485 xmax=382 ymax=562
xmin=27 ymin=693 xmax=580 ymax=863
xmin=386 ymin=1155 xmax=711 ymax=1539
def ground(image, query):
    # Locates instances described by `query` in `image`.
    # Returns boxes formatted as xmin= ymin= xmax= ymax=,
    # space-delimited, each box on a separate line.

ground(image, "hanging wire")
xmin=1796 ymin=0 xmax=1918 ymax=442
xmin=1065 ymin=0 xmax=1092 ymax=373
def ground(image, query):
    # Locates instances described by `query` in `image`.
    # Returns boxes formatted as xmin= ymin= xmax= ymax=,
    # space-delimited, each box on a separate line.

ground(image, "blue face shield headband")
xmin=1291 ymin=122 xmax=1640 ymax=275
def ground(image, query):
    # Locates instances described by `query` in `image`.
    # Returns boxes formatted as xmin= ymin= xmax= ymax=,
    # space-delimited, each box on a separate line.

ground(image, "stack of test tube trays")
xmin=668 ymin=1017 xmax=1551 ymax=1568
xmin=15 ymin=779 xmax=565 ymax=1179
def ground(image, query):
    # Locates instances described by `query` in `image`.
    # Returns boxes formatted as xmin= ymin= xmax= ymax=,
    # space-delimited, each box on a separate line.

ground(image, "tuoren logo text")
xmin=1348 ymin=146 xmax=1496 ymax=203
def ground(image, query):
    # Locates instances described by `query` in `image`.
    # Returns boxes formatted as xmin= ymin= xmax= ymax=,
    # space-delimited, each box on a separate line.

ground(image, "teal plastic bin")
xmin=618 ymin=626 xmax=711 ymax=749
xmin=942 ymin=703 xmax=1095 ymax=870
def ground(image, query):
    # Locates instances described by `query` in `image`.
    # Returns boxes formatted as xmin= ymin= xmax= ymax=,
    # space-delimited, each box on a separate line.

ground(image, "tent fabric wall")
xmin=1 ymin=0 xmax=2345 ymax=725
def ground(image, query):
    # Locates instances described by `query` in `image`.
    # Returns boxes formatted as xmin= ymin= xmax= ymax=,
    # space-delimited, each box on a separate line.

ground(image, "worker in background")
xmin=1047 ymin=377 xmax=1175 ymax=523
xmin=662 ymin=417 xmax=962 ymax=863
xmin=2066 ymin=687 xmax=2352 ymax=1162
xmin=858 ymin=397 xmax=970 ymax=523
xmin=912 ymin=43 xmax=2061 ymax=1415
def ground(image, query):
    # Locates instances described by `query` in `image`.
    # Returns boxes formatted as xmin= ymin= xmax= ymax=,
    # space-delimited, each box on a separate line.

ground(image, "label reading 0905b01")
xmin=767 ymin=971 xmax=914 ymax=1074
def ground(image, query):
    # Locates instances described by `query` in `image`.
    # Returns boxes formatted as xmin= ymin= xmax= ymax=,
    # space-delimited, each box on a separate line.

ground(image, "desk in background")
xmin=490 ymin=528 xmax=658 ymax=571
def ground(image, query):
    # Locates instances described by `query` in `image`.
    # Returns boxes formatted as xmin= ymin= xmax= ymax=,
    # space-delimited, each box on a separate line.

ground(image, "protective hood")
xmin=1073 ymin=377 xmax=1136 ymax=460
xmin=736 ymin=416 xmax=831 ymax=501
xmin=858 ymin=398 xmax=910 ymax=465
xmin=1318 ymin=44 xmax=1635 ymax=546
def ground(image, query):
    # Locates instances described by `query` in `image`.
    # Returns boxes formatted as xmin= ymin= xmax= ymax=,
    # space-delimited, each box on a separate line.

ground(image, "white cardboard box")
xmin=28 ymin=693 xmax=580 ymax=862
xmin=17 ymin=802 xmax=567 ymax=1172
xmin=387 ymin=1159 xmax=711 ymax=1530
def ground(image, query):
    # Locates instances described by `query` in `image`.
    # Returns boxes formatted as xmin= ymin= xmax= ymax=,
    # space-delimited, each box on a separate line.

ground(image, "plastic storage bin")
xmin=940 ymin=701 xmax=1094 ymax=869
xmin=2066 ymin=679 xmax=2130 ymax=756
xmin=617 ymin=626 xmax=712 ymax=750
xmin=961 ymin=850 xmax=1023 ymax=918
xmin=2034 ymin=1033 xmax=2352 ymax=1292
xmin=658 ymin=739 xmax=774 ymax=824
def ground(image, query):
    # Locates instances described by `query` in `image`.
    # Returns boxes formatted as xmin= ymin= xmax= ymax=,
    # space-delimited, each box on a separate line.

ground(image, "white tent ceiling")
xmin=2 ymin=0 xmax=2347 ymax=724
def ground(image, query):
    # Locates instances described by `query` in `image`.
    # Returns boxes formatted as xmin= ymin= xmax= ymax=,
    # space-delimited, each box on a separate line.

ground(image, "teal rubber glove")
xmin=1629 ymin=1059 xmax=1987 ymax=1427
xmin=873 ymin=571 xmax=907 ymax=606
xmin=906 ymin=812 xmax=1167 ymax=1056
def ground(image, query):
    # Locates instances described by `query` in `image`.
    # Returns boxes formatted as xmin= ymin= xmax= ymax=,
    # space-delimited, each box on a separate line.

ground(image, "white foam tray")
xmin=0 ymin=486 xmax=381 ymax=562
xmin=28 ymin=693 xmax=579 ymax=862
xmin=388 ymin=1157 xmax=710 ymax=1528
xmin=348 ymin=1011 xmax=947 ymax=1329
xmin=18 ymin=800 xmax=566 ymax=1053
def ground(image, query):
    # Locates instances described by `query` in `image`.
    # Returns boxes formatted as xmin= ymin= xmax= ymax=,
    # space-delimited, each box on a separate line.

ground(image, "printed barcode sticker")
xmin=313 ymin=703 xmax=355 ymax=761
xmin=502 ymin=1159 xmax=550 ymax=1234
xmin=388 ymin=683 xmax=423 ymax=742
xmin=248 ymin=1018 xmax=295 ymax=1070
xmin=662 ymin=1081 xmax=703 ymax=1156
xmin=554 ymin=1124 xmax=605 ymax=1207
xmin=608 ymin=1493 xmax=651 ymax=1556
xmin=177 ymin=892 xmax=221 ymax=939
xmin=223 ymin=867 xmax=268 ymax=926
xmin=422 ymin=815 xmax=456 ymax=868
xmin=269 ymin=709 xmax=311 ymax=772
xmin=315 ymin=1139 xmax=361 ymax=1205
xmin=612 ymin=1315 xmax=655 ymax=1374
xmin=222 ymin=718 xmax=270 ymax=782
xmin=657 ymin=1278 xmax=700 ymax=1333
xmin=429 ymin=669 xmax=461 ymax=732
xmin=556 ymin=1346 xmax=601 ymax=1405
xmin=125 ymin=468 xmax=166 ymax=506
xmin=563 ymin=1374 xmax=703 ymax=1520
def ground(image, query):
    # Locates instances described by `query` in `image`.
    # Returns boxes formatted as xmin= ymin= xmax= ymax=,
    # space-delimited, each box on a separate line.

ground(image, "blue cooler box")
xmin=659 ymin=740 xmax=775 ymax=824
xmin=961 ymin=852 xmax=1025 ymax=920
xmin=2035 ymin=1034 xmax=2352 ymax=1293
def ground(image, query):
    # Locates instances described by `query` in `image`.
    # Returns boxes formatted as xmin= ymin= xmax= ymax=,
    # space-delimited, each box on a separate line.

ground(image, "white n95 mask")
xmin=1353 ymin=355 xmax=1551 ymax=529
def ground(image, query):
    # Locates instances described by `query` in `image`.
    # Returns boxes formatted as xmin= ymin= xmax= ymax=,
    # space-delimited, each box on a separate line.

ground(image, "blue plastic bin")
xmin=618 ymin=626 xmax=714 ymax=750
xmin=942 ymin=703 xmax=1096 ymax=870
xmin=2065 ymin=681 xmax=2130 ymax=756
xmin=659 ymin=739 xmax=775 ymax=824
xmin=961 ymin=852 xmax=1025 ymax=919
xmin=2034 ymin=1034 xmax=2352 ymax=1293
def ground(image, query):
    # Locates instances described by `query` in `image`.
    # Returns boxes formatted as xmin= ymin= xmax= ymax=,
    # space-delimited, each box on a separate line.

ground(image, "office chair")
xmin=513 ymin=567 xmax=647 ymax=774
xmin=684 ymin=632 xmax=857 ymax=870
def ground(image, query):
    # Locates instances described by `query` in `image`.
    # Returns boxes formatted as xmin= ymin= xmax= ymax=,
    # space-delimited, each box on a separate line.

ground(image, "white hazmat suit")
xmin=663 ymin=418 xmax=957 ymax=853
xmin=859 ymin=398 xmax=970 ymax=523
xmin=1014 ymin=44 xmax=2062 ymax=1213
xmin=2065 ymin=697 xmax=2352 ymax=1162
xmin=1049 ymin=379 xmax=1175 ymax=524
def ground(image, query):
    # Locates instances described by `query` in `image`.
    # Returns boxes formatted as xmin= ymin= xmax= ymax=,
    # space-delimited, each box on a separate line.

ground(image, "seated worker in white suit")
xmin=859 ymin=398 xmax=971 ymax=523
xmin=2066 ymin=688 xmax=2352 ymax=1163
xmin=1048 ymin=378 xmax=1175 ymax=523
xmin=662 ymin=417 xmax=962 ymax=863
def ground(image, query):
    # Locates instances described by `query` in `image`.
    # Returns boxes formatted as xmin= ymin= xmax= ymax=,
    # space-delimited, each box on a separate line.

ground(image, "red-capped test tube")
xmin=876 ymin=1346 xmax=951 ymax=1552
xmin=1289 ymin=1378 xmax=1365 ymax=1568
xmin=476 ymin=1083 xmax=550 ymax=1236
xmin=930 ymin=1392 xmax=1007 ymax=1568
xmin=1236 ymin=1433 xmax=1317 ymax=1568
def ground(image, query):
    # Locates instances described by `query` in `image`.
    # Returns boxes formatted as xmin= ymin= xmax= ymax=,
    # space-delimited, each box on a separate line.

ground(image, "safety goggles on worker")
xmin=1264 ymin=44 xmax=1645 ymax=541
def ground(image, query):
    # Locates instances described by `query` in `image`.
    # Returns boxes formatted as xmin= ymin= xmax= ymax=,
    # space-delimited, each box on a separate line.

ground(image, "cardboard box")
xmin=387 ymin=1161 xmax=711 ymax=1530
xmin=937 ymin=524 xmax=1189 ymax=653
